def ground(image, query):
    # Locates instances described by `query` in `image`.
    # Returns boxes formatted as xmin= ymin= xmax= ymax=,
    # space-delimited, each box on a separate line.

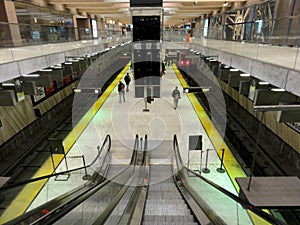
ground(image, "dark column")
xmin=272 ymin=0 xmax=300 ymax=46
xmin=0 ymin=0 xmax=22 ymax=47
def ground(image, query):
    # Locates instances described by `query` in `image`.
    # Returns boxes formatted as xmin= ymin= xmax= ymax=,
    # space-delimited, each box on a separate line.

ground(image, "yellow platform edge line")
xmin=172 ymin=65 xmax=271 ymax=225
xmin=0 ymin=62 xmax=131 ymax=224
xmin=172 ymin=65 xmax=246 ymax=189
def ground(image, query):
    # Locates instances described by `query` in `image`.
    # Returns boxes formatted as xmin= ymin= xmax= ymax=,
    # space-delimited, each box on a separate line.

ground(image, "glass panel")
xmin=53 ymin=166 xmax=134 ymax=225
xmin=0 ymin=167 xmax=93 ymax=224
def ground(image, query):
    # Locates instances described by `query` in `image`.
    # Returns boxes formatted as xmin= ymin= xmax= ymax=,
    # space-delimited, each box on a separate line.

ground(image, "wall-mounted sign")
xmin=32 ymin=87 xmax=46 ymax=103
xmin=16 ymin=91 xmax=25 ymax=102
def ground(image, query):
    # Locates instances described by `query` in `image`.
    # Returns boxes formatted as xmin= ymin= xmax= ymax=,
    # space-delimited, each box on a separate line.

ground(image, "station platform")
xmin=1 ymin=63 xmax=268 ymax=225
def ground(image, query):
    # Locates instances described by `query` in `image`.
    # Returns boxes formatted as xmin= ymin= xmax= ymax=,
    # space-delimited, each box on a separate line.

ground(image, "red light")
xmin=180 ymin=60 xmax=184 ymax=65
xmin=41 ymin=209 xmax=49 ymax=214
xmin=186 ymin=60 xmax=190 ymax=65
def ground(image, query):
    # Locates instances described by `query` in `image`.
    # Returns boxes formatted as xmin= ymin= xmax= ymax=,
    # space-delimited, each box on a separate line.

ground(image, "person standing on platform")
xmin=118 ymin=81 xmax=125 ymax=103
xmin=171 ymin=86 xmax=181 ymax=109
xmin=161 ymin=61 xmax=166 ymax=76
xmin=186 ymin=29 xmax=192 ymax=43
xmin=124 ymin=73 xmax=131 ymax=92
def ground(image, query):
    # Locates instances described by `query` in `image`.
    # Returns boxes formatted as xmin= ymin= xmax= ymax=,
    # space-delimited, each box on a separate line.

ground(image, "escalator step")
xmin=143 ymin=222 xmax=198 ymax=225
xmin=143 ymin=215 xmax=195 ymax=222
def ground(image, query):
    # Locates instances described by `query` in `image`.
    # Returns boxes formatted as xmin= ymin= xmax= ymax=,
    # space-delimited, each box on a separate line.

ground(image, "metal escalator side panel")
xmin=173 ymin=169 xmax=221 ymax=225
xmin=172 ymin=135 xmax=224 ymax=225
xmin=28 ymin=165 xmax=133 ymax=225
xmin=119 ymin=151 xmax=150 ymax=225
xmin=173 ymin=135 xmax=286 ymax=225
xmin=92 ymin=166 xmax=144 ymax=225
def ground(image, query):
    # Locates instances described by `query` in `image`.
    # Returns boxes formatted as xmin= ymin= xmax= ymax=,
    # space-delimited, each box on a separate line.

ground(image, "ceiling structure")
xmin=47 ymin=0 xmax=247 ymax=26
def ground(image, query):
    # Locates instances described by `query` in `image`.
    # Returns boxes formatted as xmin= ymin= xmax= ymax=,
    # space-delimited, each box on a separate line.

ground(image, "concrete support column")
xmin=52 ymin=3 xmax=66 ymax=12
xmin=0 ymin=0 xmax=22 ymax=47
xmin=72 ymin=15 xmax=79 ymax=41
xmin=30 ymin=0 xmax=47 ymax=7
xmin=96 ymin=17 xmax=105 ymax=30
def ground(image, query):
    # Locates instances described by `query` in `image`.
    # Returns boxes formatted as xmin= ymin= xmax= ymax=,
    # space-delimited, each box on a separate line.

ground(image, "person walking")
xmin=171 ymin=86 xmax=181 ymax=109
xmin=118 ymin=81 xmax=125 ymax=103
xmin=124 ymin=73 xmax=131 ymax=92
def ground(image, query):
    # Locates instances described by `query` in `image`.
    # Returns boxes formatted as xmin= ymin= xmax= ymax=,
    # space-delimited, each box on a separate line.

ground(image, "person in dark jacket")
xmin=124 ymin=73 xmax=131 ymax=92
xmin=118 ymin=81 xmax=125 ymax=103
xmin=171 ymin=86 xmax=181 ymax=109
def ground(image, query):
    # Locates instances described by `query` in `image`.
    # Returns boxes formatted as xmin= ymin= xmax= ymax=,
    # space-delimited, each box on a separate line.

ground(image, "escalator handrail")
xmin=0 ymin=134 xmax=111 ymax=191
xmin=90 ymin=134 xmax=111 ymax=167
xmin=2 ymin=135 xmax=112 ymax=225
xmin=116 ymin=134 xmax=149 ymax=225
xmin=130 ymin=134 xmax=140 ymax=165
xmin=14 ymin=135 xmax=142 ymax=225
xmin=173 ymin=134 xmax=287 ymax=225
xmin=30 ymin=165 xmax=134 ymax=225
xmin=91 ymin=135 xmax=145 ymax=225
xmin=23 ymin=131 xmax=136 ymax=225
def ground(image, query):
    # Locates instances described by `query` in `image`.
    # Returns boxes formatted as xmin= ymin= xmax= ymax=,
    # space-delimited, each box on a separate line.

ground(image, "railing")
xmin=0 ymin=21 xmax=129 ymax=47
xmin=0 ymin=134 xmax=112 ymax=191
xmin=163 ymin=17 xmax=300 ymax=72
xmin=1 ymin=134 xmax=145 ymax=225
xmin=86 ymin=135 xmax=147 ymax=225
xmin=172 ymin=134 xmax=287 ymax=225
xmin=0 ymin=22 xmax=131 ymax=65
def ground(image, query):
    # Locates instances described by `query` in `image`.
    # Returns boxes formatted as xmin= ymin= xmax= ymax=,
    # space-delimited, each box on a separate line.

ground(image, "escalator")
xmin=2 ymin=134 xmax=142 ymax=225
xmin=5 ymin=135 xmax=288 ymax=225
xmin=142 ymin=165 xmax=198 ymax=225
xmin=112 ymin=135 xmax=287 ymax=225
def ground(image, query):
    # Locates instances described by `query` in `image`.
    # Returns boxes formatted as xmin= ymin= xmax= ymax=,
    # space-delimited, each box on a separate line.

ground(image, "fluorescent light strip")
xmin=258 ymin=81 xmax=269 ymax=85
xmin=271 ymin=88 xmax=285 ymax=92
xmin=240 ymin=73 xmax=251 ymax=77
xmin=230 ymin=69 xmax=239 ymax=72
xmin=22 ymin=74 xmax=40 ymax=77
xmin=2 ymin=83 xmax=15 ymax=86
xmin=39 ymin=69 xmax=52 ymax=72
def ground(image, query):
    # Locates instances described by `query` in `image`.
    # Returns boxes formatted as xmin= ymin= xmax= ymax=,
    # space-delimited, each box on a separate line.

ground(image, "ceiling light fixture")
xmin=258 ymin=81 xmax=269 ymax=85
xmin=22 ymin=74 xmax=40 ymax=77
xmin=271 ymin=88 xmax=286 ymax=92
xmin=2 ymin=83 xmax=15 ymax=87
xmin=223 ymin=1 xmax=228 ymax=7
xmin=240 ymin=73 xmax=251 ymax=77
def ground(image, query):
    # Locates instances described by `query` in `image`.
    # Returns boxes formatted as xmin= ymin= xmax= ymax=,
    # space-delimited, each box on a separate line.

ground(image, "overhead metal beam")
xmin=254 ymin=105 xmax=300 ymax=112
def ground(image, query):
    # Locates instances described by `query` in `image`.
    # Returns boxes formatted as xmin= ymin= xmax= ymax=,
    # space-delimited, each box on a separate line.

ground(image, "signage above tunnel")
xmin=130 ymin=0 xmax=162 ymax=7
